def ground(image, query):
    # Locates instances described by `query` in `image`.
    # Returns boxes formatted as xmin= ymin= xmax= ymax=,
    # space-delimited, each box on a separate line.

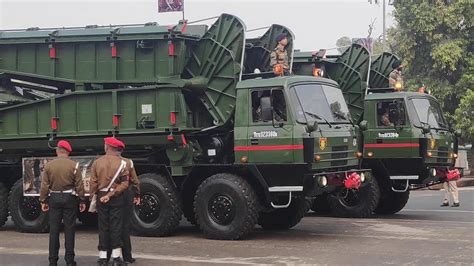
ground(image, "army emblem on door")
xmin=319 ymin=137 xmax=327 ymax=151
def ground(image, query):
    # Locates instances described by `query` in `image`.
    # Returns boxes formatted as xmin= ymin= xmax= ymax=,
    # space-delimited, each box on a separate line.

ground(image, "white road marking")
xmin=402 ymin=209 xmax=474 ymax=213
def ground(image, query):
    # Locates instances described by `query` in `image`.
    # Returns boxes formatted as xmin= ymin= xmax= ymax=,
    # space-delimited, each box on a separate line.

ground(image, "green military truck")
xmin=0 ymin=14 xmax=370 ymax=239
xmin=293 ymin=44 xmax=459 ymax=216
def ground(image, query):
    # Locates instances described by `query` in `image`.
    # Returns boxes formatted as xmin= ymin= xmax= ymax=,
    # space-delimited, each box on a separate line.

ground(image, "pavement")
xmin=0 ymin=188 xmax=473 ymax=265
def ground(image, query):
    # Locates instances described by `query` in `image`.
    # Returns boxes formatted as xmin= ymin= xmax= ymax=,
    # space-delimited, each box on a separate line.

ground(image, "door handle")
xmin=250 ymin=138 xmax=259 ymax=145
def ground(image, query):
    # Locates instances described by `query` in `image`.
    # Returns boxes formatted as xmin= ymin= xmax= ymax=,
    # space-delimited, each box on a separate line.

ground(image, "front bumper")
xmin=304 ymin=168 xmax=372 ymax=197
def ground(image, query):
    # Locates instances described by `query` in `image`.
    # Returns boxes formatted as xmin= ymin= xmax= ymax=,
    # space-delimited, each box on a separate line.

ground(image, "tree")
xmin=389 ymin=0 xmax=473 ymax=141
xmin=454 ymin=89 xmax=474 ymax=143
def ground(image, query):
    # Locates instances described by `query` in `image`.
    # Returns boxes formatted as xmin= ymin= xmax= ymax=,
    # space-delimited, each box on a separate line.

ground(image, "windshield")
xmin=410 ymin=98 xmax=447 ymax=129
xmin=289 ymin=83 xmax=351 ymax=124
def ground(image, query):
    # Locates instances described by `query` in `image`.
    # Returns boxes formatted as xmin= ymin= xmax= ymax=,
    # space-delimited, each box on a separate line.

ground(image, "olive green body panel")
xmin=0 ymin=86 xmax=192 ymax=139
xmin=0 ymin=25 xmax=201 ymax=85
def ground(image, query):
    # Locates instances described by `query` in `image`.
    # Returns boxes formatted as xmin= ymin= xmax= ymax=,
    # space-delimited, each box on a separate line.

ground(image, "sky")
xmin=0 ymin=0 xmax=395 ymax=52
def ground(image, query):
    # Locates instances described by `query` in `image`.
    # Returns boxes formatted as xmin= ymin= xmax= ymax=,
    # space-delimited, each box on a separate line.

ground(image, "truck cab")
xmin=233 ymin=76 xmax=372 ymax=216
xmin=363 ymin=91 xmax=457 ymax=188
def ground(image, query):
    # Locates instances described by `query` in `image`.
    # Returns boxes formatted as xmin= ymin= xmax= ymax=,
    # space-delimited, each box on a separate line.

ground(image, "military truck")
xmin=0 ymin=14 xmax=370 ymax=239
xmin=293 ymin=44 xmax=459 ymax=216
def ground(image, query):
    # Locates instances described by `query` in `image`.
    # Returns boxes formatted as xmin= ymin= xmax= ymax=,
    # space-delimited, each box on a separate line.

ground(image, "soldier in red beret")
xmin=39 ymin=140 xmax=86 ymax=266
xmin=89 ymin=137 xmax=129 ymax=266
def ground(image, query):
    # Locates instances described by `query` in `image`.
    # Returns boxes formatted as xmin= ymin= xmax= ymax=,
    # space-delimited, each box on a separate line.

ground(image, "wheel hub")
xmin=20 ymin=196 xmax=41 ymax=221
xmin=208 ymin=194 xmax=235 ymax=225
xmin=137 ymin=193 xmax=160 ymax=223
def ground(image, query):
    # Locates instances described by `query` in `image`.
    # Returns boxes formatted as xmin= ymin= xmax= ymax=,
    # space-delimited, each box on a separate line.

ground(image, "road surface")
xmin=0 ymin=188 xmax=473 ymax=265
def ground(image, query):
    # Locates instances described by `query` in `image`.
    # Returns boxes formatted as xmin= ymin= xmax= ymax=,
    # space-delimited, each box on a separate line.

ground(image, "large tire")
xmin=130 ymin=173 xmax=182 ymax=236
xmin=182 ymin=186 xmax=198 ymax=226
xmin=9 ymin=179 xmax=49 ymax=233
xmin=374 ymin=190 xmax=410 ymax=215
xmin=310 ymin=195 xmax=331 ymax=214
xmin=0 ymin=182 xmax=8 ymax=227
xmin=194 ymin=173 xmax=260 ymax=240
xmin=327 ymin=176 xmax=380 ymax=218
xmin=258 ymin=197 xmax=310 ymax=230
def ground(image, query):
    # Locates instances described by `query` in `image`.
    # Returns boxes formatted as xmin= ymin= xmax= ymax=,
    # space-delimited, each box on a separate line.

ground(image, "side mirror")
xmin=306 ymin=120 xmax=318 ymax=132
xmin=421 ymin=123 xmax=431 ymax=134
xmin=359 ymin=120 xmax=368 ymax=131
xmin=260 ymin=96 xmax=273 ymax=121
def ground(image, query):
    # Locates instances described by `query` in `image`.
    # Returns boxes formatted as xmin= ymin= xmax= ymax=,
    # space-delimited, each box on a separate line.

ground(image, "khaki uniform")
xmin=89 ymin=154 xmax=129 ymax=252
xmin=39 ymin=156 xmax=85 ymax=265
xmin=39 ymin=157 xmax=85 ymax=202
xmin=89 ymin=155 xmax=129 ymax=197
xmin=389 ymin=69 xmax=403 ymax=88
xmin=270 ymin=46 xmax=289 ymax=72
xmin=443 ymin=180 xmax=459 ymax=204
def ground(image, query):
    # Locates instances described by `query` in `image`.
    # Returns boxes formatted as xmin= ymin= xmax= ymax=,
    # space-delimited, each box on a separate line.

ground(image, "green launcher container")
xmin=0 ymin=22 xmax=207 ymax=90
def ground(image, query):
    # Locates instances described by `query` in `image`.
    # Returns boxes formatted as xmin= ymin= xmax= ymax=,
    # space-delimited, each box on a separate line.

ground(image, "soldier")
xmin=107 ymin=151 xmax=141 ymax=264
xmin=90 ymin=137 xmax=130 ymax=266
xmin=39 ymin=140 xmax=86 ymax=266
xmin=121 ymin=156 xmax=140 ymax=263
xmin=389 ymin=60 xmax=404 ymax=90
xmin=270 ymin=33 xmax=290 ymax=75
xmin=441 ymin=180 xmax=460 ymax=207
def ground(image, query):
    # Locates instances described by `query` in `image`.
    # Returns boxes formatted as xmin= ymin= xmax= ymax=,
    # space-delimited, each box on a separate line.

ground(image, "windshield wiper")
xmin=305 ymin=111 xmax=332 ymax=128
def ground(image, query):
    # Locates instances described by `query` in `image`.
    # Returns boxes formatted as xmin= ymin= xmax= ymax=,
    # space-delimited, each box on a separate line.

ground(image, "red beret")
xmin=104 ymin=137 xmax=125 ymax=149
xmin=57 ymin=140 xmax=72 ymax=152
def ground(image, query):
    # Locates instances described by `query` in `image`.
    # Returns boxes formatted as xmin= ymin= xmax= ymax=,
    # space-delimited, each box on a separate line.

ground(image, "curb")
xmin=427 ymin=176 xmax=474 ymax=190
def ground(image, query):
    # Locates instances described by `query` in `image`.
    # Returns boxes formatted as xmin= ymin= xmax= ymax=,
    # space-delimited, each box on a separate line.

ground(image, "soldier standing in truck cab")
xmin=270 ymin=33 xmax=290 ymax=76
xmin=389 ymin=60 xmax=404 ymax=90
xmin=90 ymin=137 xmax=129 ymax=266
xmin=39 ymin=140 xmax=87 ymax=266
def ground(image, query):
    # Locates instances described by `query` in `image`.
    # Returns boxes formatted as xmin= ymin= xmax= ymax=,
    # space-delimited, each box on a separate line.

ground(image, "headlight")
xmin=360 ymin=172 xmax=366 ymax=182
xmin=318 ymin=176 xmax=328 ymax=187
xmin=430 ymin=168 xmax=437 ymax=177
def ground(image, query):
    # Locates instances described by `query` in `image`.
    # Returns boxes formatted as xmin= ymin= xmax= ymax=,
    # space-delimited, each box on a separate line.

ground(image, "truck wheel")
xmin=8 ymin=179 xmax=49 ymax=233
xmin=327 ymin=177 xmax=380 ymax=218
xmin=258 ymin=197 xmax=311 ymax=230
xmin=0 ymin=182 xmax=8 ymax=227
xmin=310 ymin=195 xmax=331 ymax=214
xmin=130 ymin=173 xmax=182 ymax=236
xmin=374 ymin=190 xmax=410 ymax=215
xmin=194 ymin=173 xmax=260 ymax=240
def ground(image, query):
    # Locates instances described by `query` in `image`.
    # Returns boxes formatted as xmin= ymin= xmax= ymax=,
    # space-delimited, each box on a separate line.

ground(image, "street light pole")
xmin=382 ymin=0 xmax=386 ymax=52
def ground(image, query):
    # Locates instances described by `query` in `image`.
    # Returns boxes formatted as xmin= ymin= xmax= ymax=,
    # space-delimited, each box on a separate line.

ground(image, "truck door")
xmin=365 ymin=100 xmax=416 ymax=158
xmin=243 ymin=88 xmax=294 ymax=163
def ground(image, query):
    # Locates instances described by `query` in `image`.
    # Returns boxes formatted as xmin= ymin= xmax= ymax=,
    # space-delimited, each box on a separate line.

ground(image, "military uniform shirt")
xmin=89 ymin=155 xmax=130 ymax=198
xmin=270 ymin=46 xmax=289 ymax=70
xmin=122 ymin=157 xmax=140 ymax=196
xmin=39 ymin=157 xmax=85 ymax=202
xmin=389 ymin=69 xmax=403 ymax=88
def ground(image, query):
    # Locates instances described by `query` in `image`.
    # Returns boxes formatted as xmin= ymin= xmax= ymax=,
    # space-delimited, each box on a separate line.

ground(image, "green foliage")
xmin=336 ymin=36 xmax=352 ymax=54
xmin=390 ymin=0 xmax=474 ymax=141
xmin=454 ymin=89 xmax=474 ymax=142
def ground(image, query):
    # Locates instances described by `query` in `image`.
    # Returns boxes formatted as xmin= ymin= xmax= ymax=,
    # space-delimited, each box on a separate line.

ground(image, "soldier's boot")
xmin=112 ymin=257 xmax=127 ymax=266
xmin=97 ymin=259 xmax=108 ymax=266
